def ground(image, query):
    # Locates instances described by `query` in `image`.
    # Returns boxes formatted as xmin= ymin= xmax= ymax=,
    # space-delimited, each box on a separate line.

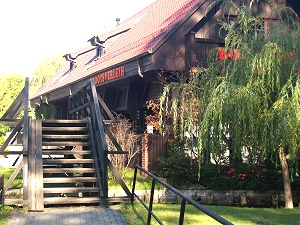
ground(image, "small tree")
xmin=106 ymin=113 xmax=140 ymax=177
xmin=159 ymin=0 xmax=300 ymax=208
xmin=0 ymin=74 xmax=24 ymax=144
xmin=30 ymin=53 xmax=65 ymax=119
xmin=30 ymin=53 xmax=65 ymax=94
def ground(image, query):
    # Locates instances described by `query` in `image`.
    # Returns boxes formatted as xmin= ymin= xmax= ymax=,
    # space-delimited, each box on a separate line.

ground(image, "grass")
xmin=1 ymin=204 xmax=300 ymax=225
xmin=108 ymin=169 xmax=163 ymax=190
xmin=119 ymin=203 xmax=300 ymax=225
xmin=0 ymin=206 xmax=18 ymax=225
xmin=0 ymin=168 xmax=22 ymax=189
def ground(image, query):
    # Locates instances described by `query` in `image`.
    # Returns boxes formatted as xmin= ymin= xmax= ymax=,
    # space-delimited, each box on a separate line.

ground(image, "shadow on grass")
xmin=120 ymin=203 xmax=148 ymax=225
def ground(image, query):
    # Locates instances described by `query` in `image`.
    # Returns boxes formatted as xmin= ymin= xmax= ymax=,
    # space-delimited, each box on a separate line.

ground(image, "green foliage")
xmin=34 ymin=104 xmax=58 ymax=120
xmin=0 ymin=167 xmax=23 ymax=189
xmin=0 ymin=205 xmax=17 ymax=225
xmin=199 ymin=164 xmax=284 ymax=191
xmin=106 ymin=113 xmax=140 ymax=177
xmin=159 ymin=1 xmax=300 ymax=173
xmin=30 ymin=53 xmax=65 ymax=94
xmin=0 ymin=74 xmax=24 ymax=117
xmin=291 ymin=178 xmax=300 ymax=190
xmin=0 ymin=74 xmax=24 ymax=144
xmin=29 ymin=53 xmax=65 ymax=119
xmin=206 ymin=176 xmax=238 ymax=190
xmin=157 ymin=140 xmax=198 ymax=187
xmin=0 ymin=125 xmax=9 ymax=144
xmin=34 ymin=105 xmax=51 ymax=120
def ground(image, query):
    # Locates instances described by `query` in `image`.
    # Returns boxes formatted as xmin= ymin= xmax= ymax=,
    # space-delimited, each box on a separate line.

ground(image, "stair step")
xmin=42 ymin=141 xmax=91 ymax=146
xmin=43 ymin=168 xmax=95 ymax=173
xmin=105 ymin=196 xmax=131 ymax=203
xmin=42 ymin=127 xmax=89 ymax=132
xmin=38 ymin=118 xmax=104 ymax=207
xmin=43 ymin=177 xmax=97 ymax=183
xmin=42 ymin=119 xmax=88 ymax=125
xmin=44 ymin=197 xmax=100 ymax=205
xmin=43 ymin=159 xmax=94 ymax=164
xmin=43 ymin=187 xmax=99 ymax=194
xmin=8 ymin=144 xmax=23 ymax=146
xmin=42 ymin=134 xmax=90 ymax=139
xmin=4 ymin=198 xmax=23 ymax=205
xmin=103 ymin=120 xmax=119 ymax=124
xmin=42 ymin=150 xmax=92 ymax=155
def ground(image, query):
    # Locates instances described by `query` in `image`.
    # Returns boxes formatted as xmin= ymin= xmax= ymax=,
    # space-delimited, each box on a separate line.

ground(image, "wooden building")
xmin=30 ymin=0 xmax=299 ymax=133
xmin=2 ymin=0 xmax=295 ymax=209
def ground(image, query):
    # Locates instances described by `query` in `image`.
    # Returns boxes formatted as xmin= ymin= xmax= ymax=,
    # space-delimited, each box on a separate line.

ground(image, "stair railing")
xmin=132 ymin=165 xmax=234 ymax=225
xmin=0 ymin=77 xmax=29 ymax=207
xmin=68 ymin=78 xmax=132 ymax=201
xmin=89 ymin=79 xmax=109 ymax=198
xmin=68 ymin=79 xmax=108 ymax=198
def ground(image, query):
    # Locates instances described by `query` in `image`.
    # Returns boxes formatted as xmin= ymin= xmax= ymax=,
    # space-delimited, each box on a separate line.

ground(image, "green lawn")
xmin=0 ymin=211 xmax=10 ymax=225
xmin=1 ymin=204 xmax=300 ymax=225
xmin=0 ymin=168 xmax=22 ymax=189
xmin=119 ymin=203 xmax=300 ymax=225
xmin=108 ymin=169 xmax=163 ymax=190
xmin=0 ymin=206 xmax=17 ymax=225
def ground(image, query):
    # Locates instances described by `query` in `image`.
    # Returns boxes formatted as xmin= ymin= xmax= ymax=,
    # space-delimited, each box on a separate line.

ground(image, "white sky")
xmin=0 ymin=0 xmax=156 ymax=76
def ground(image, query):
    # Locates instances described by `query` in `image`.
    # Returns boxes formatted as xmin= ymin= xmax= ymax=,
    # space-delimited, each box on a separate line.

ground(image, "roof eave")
xmin=30 ymin=50 xmax=153 ymax=103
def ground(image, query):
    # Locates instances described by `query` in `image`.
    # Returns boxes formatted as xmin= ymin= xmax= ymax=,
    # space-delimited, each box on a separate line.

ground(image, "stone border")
xmin=109 ymin=189 xmax=300 ymax=207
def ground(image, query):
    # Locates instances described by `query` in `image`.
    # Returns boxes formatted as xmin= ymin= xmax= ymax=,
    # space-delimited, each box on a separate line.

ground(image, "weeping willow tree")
xmin=159 ymin=0 xmax=300 ymax=208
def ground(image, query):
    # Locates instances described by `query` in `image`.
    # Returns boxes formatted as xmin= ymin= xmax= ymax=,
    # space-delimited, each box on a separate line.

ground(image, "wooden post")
xmin=0 ymin=174 xmax=4 ymax=210
xmin=22 ymin=78 xmax=29 ymax=208
xmin=35 ymin=120 xmax=44 ymax=211
xmin=28 ymin=118 xmax=35 ymax=211
xmin=28 ymin=120 xmax=44 ymax=211
xmin=90 ymin=79 xmax=108 ymax=198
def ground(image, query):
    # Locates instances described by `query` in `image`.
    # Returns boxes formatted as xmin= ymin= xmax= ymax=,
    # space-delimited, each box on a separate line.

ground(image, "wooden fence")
xmin=140 ymin=134 xmax=167 ymax=173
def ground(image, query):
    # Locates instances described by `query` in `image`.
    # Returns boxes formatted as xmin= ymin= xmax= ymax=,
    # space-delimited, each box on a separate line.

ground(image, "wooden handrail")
xmin=68 ymin=78 xmax=132 ymax=201
xmin=0 ymin=117 xmax=24 ymax=153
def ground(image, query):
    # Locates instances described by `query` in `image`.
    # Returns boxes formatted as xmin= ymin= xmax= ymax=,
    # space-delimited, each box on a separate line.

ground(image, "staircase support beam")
xmin=28 ymin=119 xmax=44 ymax=212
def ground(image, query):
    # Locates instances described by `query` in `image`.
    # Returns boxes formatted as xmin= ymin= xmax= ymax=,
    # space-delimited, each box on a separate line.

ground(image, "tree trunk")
xmin=278 ymin=146 xmax=293 ymax=208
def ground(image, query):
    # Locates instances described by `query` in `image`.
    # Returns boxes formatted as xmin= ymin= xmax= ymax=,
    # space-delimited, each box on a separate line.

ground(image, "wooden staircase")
xmin=1 ymin=78 xmax=132 ymax=210
xmin=41 ymin=119 xmax=101 ymax=205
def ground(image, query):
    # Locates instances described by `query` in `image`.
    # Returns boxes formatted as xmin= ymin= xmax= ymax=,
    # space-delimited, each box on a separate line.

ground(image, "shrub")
xmin=157 ymin=140 xmax=198 ymax=187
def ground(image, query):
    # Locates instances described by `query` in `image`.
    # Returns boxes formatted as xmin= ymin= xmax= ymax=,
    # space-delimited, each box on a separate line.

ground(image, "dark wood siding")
xmin=152 ymin=0 xmax=220 ymax=71
xmin=153 ymin=0 xmax=297 ymax=72
xmin=194 ymin=5 xmax=222 ymax=39
xmin=195 ymin=39 xmax=224 ymax=67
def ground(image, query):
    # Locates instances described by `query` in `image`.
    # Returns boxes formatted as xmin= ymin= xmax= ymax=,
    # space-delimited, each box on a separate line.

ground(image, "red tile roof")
xmin=31 ymin=0 xmax=201 ymax=100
